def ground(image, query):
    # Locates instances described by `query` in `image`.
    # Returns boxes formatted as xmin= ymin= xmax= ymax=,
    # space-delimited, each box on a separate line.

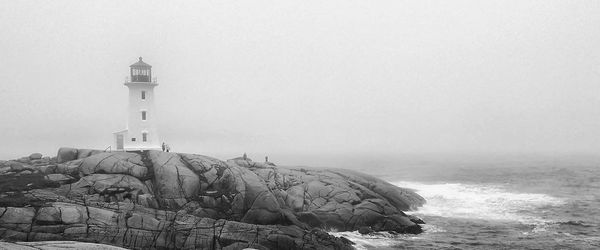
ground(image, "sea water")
xmin=325 ymin=154 xmax=600 ymax=249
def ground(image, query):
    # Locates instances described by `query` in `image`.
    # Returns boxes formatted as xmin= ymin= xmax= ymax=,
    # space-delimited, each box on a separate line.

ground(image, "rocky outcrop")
xmin=57 ymin=148 xmax=79 ymax=163
xmin=0 ymin=148 xmax=425 ymax=249
xmin=56 ymin=147 xmax=104 ymax=164
xmin=150 ymin=151 xmax=200 ymax=208
xmin=79 ymin=152 xmax=148 ymax=179
xmin=29 ymin=153 xmax=43 ymax=160
xmin=0 ymin=241 xmax=128 ymax=249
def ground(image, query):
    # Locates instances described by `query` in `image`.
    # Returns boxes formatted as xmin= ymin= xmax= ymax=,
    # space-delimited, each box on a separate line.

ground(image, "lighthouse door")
xmin=116 ymin=134 xmax=124 ymax=150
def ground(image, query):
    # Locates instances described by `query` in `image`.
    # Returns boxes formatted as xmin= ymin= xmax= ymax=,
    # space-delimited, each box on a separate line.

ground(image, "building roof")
xmin=130 ymin=57 xmax=152 ymax=68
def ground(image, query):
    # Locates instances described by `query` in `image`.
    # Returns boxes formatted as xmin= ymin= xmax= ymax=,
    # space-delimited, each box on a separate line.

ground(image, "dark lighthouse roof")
xmin=129 ymin=57 xmax=153 ymax=83
xmin=130 ymin=57 xmax=152 ymax=68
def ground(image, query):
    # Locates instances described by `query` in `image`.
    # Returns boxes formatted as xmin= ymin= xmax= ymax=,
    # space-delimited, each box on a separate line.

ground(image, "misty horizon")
xmin=1 ymin=1 xmax=600 ymax=161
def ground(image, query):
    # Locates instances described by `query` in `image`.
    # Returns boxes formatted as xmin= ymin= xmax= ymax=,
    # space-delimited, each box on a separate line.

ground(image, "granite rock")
xmin=0 ymin=148 xmax=426 ymax=249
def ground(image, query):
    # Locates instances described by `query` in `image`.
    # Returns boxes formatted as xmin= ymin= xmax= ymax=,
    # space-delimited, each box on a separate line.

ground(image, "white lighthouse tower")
xmin=114 ymin=57 xmax=161 ymax=151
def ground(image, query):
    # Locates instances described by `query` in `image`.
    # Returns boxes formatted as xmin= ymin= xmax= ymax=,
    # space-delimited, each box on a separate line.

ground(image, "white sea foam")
xmin=329 ymin=231 xmax=406 ymax=250
xmin=330 ymin=225 xmax=444 ymax=249
xmin=329 ymin=182 xmax=567 ymax=249
xmin=393 ymin=181 xmax=565 ymax=224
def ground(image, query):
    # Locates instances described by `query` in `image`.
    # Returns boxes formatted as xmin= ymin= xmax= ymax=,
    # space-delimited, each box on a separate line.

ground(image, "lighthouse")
xmin=114 ymin=57 xmax=161 ymax=151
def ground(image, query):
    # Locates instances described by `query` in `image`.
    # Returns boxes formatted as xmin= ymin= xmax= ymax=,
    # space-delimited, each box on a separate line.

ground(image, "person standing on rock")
xmin=161 ymin=142 xmax=166 ymax=152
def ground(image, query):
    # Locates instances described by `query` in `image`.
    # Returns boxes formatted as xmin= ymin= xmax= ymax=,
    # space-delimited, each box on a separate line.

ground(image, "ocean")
xmin=322 ymin=153 xmax=600 ymax=249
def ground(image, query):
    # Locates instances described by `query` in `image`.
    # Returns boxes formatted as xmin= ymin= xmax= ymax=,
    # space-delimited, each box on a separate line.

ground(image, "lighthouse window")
xmin=142 ymin=133 xmax=147 ymax=142
xmin=141 ymin=111 xmax=147 ymax=120
xmin=141 ymin=91 xmax=146 ymax=100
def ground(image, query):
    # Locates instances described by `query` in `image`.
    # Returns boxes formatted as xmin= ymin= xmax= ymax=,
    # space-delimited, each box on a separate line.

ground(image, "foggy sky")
xmin=1 ymin=0 xmax=599 ymax=160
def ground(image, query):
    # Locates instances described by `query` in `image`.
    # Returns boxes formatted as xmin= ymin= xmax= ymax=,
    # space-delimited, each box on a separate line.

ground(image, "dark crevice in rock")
xmin=133 ymin=150 xmax=155 ymax=181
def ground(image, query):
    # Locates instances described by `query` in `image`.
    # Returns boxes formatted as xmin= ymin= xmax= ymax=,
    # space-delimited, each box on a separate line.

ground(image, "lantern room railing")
xmin=125 ymin=76 xmax=158 ymax=83
xmin=132 ymin=75 xmax=150 ymax=82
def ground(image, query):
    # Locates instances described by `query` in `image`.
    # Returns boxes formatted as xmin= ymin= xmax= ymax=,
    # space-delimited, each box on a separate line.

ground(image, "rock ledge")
xmin=0 ymin=148 xmax=425 ymax=249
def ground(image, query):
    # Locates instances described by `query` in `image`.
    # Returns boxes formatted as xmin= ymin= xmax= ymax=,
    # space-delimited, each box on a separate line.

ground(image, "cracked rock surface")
xmin=0 ymin=241 xmax=128 ymax=249
xmin=0 ymin=148 xmax=425 ymax=249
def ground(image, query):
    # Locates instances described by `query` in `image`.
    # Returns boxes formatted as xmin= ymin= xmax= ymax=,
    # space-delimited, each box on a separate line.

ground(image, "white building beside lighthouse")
xmin=114 ymin=57 xmax=161 ymax=151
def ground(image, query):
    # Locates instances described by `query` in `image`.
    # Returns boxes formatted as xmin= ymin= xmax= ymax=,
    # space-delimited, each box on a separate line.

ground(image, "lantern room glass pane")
xmin=131 ymin=68 xmax=151 ymax=82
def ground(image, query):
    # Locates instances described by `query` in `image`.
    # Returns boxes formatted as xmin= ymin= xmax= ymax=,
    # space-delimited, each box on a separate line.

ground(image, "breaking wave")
xmin=329 ymin=231 xmax=399 ymax=250
xmin=392 ymin=181 xmax=565 ymax=224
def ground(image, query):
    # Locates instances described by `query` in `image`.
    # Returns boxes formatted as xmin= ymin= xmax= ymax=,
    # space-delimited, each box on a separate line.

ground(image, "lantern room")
xmin=130 ymin=57 xmax=152 ymax=82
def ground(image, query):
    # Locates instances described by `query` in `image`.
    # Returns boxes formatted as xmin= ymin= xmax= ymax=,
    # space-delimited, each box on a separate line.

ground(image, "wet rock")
xmin=358 ymin=226 xmax=374 ymax=234
xmin=266 ymin=234 xmax=296 ymax=249
xmin=328 ymin=169 xmax=426 ymax=211
xmin=296 ymin=212 xmax=323 ymax=228
xmin=408 ymin=214 xmax=425 ymax=224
